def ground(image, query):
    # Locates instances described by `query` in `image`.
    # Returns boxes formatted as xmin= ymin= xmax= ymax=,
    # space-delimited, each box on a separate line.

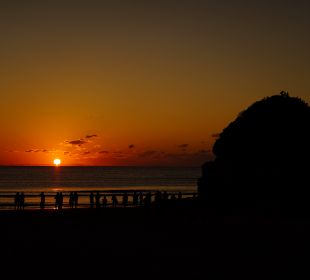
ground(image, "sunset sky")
xmin=0 ymin=0 xmax=310 ymax=166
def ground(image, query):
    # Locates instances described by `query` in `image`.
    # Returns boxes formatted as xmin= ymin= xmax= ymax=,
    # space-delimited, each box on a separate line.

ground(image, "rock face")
xmin=198 ymin=92 xmax=310 ymax=207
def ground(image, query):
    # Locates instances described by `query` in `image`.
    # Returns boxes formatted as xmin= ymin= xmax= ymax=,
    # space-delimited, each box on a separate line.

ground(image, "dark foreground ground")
xmin=0 ymin=200 xmax=309 ymax=278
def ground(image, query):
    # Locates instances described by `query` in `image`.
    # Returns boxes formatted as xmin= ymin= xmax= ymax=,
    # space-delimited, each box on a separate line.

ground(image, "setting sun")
xmin=53 ymin=159 xmax=61 ymax=166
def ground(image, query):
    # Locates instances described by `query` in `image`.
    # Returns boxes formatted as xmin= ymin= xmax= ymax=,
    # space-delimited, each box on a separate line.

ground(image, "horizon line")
xmin=0 ymin=164 xmax=200 ymax=168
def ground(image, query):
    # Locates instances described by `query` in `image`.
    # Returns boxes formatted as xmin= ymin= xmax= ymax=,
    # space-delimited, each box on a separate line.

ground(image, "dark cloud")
xmin=26 ymin=149 xmax=50 ymax=153
xmin=99 ymin=150 xmax=109 ymax=154
xmin=128 ymin=144 xmax=135 ymax=149
xmin=82 ymin=151 xmax=91 ymax=155
xmin=178 ymin=144 xmax=189 ymax=148
xmin=85 ymin=134 xmax=98 ymax=139
xmin=64 ymin=151 xmax=70 ymax=155
xmin=66 ymin=139 xmax=87 ymax=146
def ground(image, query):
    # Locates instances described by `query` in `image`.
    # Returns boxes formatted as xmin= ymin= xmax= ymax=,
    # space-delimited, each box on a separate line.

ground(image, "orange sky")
xmin=0 ymin=0 xmax=310 ymax=166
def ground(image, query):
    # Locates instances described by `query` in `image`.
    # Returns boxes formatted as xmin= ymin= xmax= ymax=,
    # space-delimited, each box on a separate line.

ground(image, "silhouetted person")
xmin=69 ymin=192 xmax=74 ymax=208
xmin=112 ymin=194 xmax=118 ymax=207
xmin=162 ymin=191 xmax=168 ymax=201
xmin=139 ymin=192 xmax=143 ymax=207
xmin=144 ymin=192 xmax=152 ymax=208
xmin=122 ymin=192 xmax=128 ymax=207
xmin=95 ymin=191 xmax=100 ymax=208
xmin=73 ymin=192 xmax=79 ymax=208
xmin=102 ymin=195 xmax=107 ymax=208
xmin=89 ymin=192 xmax=94 ymax=208
xmin=170 ymin=193 xmax=176 ymax=201
xmin=40 ymin=192 xmax=45 ymax=210
xmin=14 ymin=192 xmax=20 ymax=210
xmin=177 ymin=192 xmax=182 ymax=200
xmin=58 ymin=192 xmax=63 ymax=210
xmin=154 ymin=191 xmax=162 ymax=207
xmin=132 ymin=191 xmax=138 ymax=207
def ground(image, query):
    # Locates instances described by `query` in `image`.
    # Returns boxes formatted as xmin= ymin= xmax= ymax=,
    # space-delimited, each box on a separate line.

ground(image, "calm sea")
xmin=0 ymin=166 xmax=200 ymax=193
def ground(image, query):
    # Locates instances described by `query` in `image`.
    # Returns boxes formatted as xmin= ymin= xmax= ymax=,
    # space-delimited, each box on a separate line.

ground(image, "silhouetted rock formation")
xmin=198 ymin=92 xmax=310 ymax=209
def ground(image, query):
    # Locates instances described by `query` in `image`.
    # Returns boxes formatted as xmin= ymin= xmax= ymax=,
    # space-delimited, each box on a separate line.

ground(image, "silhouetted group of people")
xmin=108 ymin=191 xmax=183 ymax=208
xmin=13 ymin=190 xmax=186 ymax=210
xmin=89 ymin=191 xmax=102 ymax=208
xmin=14 ymin=192 xmax=25 ymax=210
xmin=68 ymin=192 xmax=79 ymax=208
xmin=54 ymin=192 xmax=64 ymax=210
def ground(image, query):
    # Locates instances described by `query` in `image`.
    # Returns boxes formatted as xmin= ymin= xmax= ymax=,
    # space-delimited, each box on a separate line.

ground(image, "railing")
xmin=0 ymin=190 xmax=198 ymax=210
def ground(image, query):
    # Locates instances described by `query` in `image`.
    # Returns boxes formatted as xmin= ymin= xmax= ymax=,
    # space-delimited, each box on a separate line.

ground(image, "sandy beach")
xmin=0 ymin=201 xmax=308 ymax=277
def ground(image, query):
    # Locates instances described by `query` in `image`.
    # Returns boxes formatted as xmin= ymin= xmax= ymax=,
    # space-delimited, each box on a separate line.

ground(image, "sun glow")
xmin=53 ymin=159 xmax=61 ymax=166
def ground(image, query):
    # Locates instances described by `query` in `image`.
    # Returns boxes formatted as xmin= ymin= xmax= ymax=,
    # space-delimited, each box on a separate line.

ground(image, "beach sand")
xmin=0 ymin=201 xmax=308 ymax=277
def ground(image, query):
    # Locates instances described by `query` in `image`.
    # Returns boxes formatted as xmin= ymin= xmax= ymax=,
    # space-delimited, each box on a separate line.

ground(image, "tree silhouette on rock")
xmin=198 ymin=92 xmax=310 ymax=209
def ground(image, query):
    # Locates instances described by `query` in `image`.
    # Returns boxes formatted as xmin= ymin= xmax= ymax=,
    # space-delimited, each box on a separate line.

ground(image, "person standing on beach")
xmin=112 ymin=194 xmax=118 ymax=207
xmin=144 ymin=192 xmax=151 ymax=208
xmin=132 ymin=191 xmax=138 ymax=207
xmin=40 ymin=192 xmax=45 ymax=210
xmin=139 ymin=192 xmax=143 ymax=207
xmin=154 ymin=191 xmax=162 ymax=204
xmin=89 ymin=192 xmax=94 ymax=208
xmin=163 ymin=191 xmax=168 ymax=201
xmin=14 ymin=192 xmax=20 ymax=210
xmin=58 ymin=192 xmax=63 ymax=210
xmin=73 ymin=191 xmax=79 ymax=208
xmin=102 ymin=195 xmax=107 ymax=208
xmin=178 ymin=192 xmax=182 ymax=200
xmin=122 ymin=192 xmax=128 ymax=207
xmin=54 ymin=192 xmax=59 ymax=209
xmin=69 ymin=192 xmax=74 ymax=208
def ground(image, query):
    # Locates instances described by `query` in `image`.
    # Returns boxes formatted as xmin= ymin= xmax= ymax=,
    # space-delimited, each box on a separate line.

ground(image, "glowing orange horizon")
xmin=0 ymin=2 xmax=309 ymax=167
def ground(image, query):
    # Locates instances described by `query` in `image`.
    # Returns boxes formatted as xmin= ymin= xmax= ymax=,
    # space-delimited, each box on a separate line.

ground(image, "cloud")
xmin=85 ymin=134 xmax=98 ymax=139
xmin=25 ymin=149 xmax=50 ymax=153
xmin=128 ymin=144 xmax=135 ymax=149
xmin=99 ymin=150 xmax=109 ymax=154
xmin=66 ymin=139 xmax=88 ymax=146
xmin=82 ymin=151 xmax=91 ymax=155
xmin=177 ymin=144 xmax=189 ymax=150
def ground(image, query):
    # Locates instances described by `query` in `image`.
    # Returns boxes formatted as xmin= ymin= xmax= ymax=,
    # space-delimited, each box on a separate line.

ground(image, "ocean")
xmin=0 ymin=166 xmax=201 ymax=209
